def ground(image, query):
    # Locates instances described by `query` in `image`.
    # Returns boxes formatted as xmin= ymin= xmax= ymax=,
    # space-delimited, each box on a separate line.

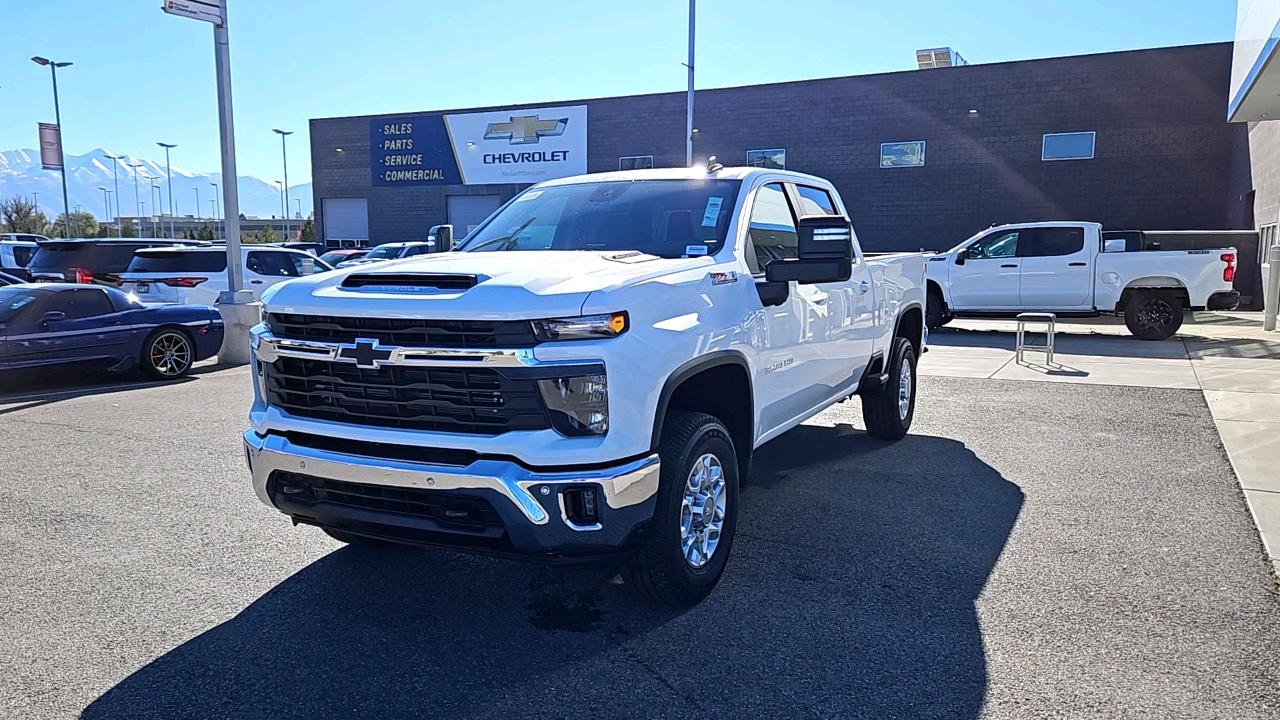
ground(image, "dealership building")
xmin=310 ymin=41 xmax=1251 ymax=253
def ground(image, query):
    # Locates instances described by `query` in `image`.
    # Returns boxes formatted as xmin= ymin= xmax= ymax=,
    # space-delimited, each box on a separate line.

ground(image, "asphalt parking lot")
xmin=3 ymin=367 xmax=1279 ymax=719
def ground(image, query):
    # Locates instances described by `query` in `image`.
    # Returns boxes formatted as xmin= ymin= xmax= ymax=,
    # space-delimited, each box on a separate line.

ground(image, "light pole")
xmin=157 ymin=142 xmax=177 ymax=237
xmin=294 ymin=198 xmax=301 ymax=221
xmin=150 ymin=180 xmax=162 ymax=237
xmin=98 ymin=187 xmax=112 ymax=236
xmin=193 ymin=187 xmax=202 ymax=225
xmin=275 ymin=180 xmax=285 ymax=238
xmin=31 ymin=56 xmax=74 ymax=236
xmin=104 ymin=152 xmax=124 ymax=235
xmin=273 ymin=128 xmax=293 ymax=240
xmin=210 ymin=182 xmax=221 ymax=240
xmin=128 ymin=162 xmax=145 ymax=228
xmin=685 ymin=1 xmax=695 ymax=167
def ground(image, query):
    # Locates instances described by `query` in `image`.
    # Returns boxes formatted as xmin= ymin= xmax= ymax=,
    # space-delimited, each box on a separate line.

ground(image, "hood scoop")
xmin=340 ymin=273 xmax=481 ymax=292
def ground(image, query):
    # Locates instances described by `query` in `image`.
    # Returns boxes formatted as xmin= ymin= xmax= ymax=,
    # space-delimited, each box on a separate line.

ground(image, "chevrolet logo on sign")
xmin=483 ymin=115 xmax=568 ymax=145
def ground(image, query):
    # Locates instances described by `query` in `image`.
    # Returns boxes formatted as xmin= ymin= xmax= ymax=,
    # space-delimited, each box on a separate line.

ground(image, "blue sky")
xmin=0 ymin=0 xmax=1237 ymax=184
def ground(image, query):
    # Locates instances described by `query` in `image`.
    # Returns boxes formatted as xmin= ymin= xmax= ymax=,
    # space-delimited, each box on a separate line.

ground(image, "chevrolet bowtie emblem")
xmin=336 ymin=338 xmax=394 ymax=369
xmin=483 ymin=115 xmax=568 ymax=145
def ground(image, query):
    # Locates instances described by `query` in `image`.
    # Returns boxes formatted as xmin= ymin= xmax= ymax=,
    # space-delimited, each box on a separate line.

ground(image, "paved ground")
xmin=3 ymin=367 xmax=1279 ymax=718
xmin=922 ymin=311 xmax=1280 ymax=581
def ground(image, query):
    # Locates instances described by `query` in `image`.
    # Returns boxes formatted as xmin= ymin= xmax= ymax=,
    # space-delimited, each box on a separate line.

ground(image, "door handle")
xmin=1000 ymin=263 xmax=1018 ymax=268
xmin=812 ymin=296 xmax=828 ymax=305
xmin=249 ymin=280 xmax=263 ymax=285
xmin=1068 ymin=262 xmax=1087 ymax=267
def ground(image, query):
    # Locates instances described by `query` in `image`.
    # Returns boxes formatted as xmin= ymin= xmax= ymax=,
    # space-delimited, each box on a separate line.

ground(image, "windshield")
xmin=0 ymin=287 xmax=47 ymax=322
xmin=321 ymin=250 xmax=362 ymax=265
xmin=364 ymin=245 xmax=400 ymax=259
xmin=457 ymin=179 xmax=743 ymax=258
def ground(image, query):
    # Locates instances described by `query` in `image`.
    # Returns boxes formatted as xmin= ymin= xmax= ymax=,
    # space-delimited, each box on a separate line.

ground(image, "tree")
xmin=258 ymin=224 xmax=281 ymax=243
xmin=119 ymin=221 xmax=139 ymax=238
xmin=196 ymin=222 xmax=217 ymax=241
xmin=51 ymin=211 xmax=98 ymax=238
xmin=299 ymin=217 xmax=315 ymax=241
xmin=241 ymin=232 xmax=263 ymax=245
xmin=0 ymin=196 xmax=52 ymax=235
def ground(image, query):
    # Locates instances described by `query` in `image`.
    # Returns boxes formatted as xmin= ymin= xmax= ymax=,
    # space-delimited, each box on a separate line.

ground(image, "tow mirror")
xmin=42 ymin=310 xmax=66 ymax=324
xmin=765 ymin=216 xmax=853 ymax=284
xmin=955 ymin=252 xmax=966 ymax=266
xmin=428 ymin=224 xmax=454 ymax=252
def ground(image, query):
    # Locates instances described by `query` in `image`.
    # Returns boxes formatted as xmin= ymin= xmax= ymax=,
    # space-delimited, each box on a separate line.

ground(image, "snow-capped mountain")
xmin=0 ymin=148 xmax=312 ymax=222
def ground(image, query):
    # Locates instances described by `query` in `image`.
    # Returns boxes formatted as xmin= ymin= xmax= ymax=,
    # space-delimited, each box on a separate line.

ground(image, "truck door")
xmin=744 ymin=182 xmax=832 ymax=433
xmin=790 ymin=183 xmax=874 ymax=391
xmin=1017 ymin=226 xmax=1092 ymax=308
xmin=948 ymin=229 xmax=1022 ymax=309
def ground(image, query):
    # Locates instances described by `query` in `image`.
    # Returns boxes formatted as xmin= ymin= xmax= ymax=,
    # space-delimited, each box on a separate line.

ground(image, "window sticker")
xmin=701 ymin=197 xmax=724 ymax=227
xmin=514 ymin=190 xmax=543 ymax=202
xmin=685 ymin=244 xmax=709 ymax=256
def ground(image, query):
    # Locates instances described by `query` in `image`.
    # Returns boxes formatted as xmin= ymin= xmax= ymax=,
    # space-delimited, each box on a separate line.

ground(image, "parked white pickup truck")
xmin=243 ymin=166 xmax=927 ymax=606
xmin=926 ymin=221 xmax=1240 ymax=339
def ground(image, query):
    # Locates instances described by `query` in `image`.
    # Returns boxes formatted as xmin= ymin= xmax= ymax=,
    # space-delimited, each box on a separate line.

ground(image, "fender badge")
xmin=711 ymin=271 xmax=738 ymax=285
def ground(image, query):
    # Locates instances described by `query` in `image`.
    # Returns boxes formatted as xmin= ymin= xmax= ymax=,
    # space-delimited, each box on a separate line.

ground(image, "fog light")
xmin=563 ymin=487 xmax=600 ymax=526
xmin=539 ymin=373 xmax=608 ymax=436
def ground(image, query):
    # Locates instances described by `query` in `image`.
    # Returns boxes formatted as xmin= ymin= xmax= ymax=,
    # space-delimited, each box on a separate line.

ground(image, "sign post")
xmin=164 ymin=0 xmax=254 ymax=365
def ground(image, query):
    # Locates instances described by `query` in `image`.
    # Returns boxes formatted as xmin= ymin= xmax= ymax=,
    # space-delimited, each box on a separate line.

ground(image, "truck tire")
xmin=322 ymin=527 xmax=395 ymax=547
xmin=625 ymin=411 xmax=739 ymax=607
xmin=862 ymin=337 xmax=917 ymax=441
xmin=926 ymin=286 xmax=951 ymax=329
xmin=1124 ymin=290 xmax=1184 ymax=340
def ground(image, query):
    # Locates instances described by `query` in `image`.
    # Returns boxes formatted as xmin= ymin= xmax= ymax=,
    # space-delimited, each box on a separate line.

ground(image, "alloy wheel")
xmin=680 ymin=453 xmax=726 ymax=568
xmin=149 ymin=332 xmax=192 ymax=377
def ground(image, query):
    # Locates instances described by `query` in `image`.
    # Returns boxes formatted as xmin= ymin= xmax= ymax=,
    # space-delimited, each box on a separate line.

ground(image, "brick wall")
xmin=311 ymin=42 xmax=1250 ymax=251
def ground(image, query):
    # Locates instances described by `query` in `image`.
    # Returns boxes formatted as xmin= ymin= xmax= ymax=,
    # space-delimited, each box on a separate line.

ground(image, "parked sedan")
xmin=335 ymin=241 xmax=434 ymax=267
xmin=0 ymin=284 xmax=224 ymax=379
xmin=319 ymin=248 xmax=368 ymax=266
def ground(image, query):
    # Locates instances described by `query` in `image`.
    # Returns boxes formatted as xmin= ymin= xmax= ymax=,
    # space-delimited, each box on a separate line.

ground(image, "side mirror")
xmin=954 ymin=252 xmax=966 ymax=266
xmin=428 ymin=224 xmax=454 ymax=252
xmin=42 ymin=310 xmax=66 ymax=324
xmin=764 ymin=216 xmax=853 ymax=284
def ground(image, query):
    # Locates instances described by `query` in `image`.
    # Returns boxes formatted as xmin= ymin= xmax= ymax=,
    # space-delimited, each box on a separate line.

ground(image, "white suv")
xmin=120 ymin=246 xmax=334 ymax=306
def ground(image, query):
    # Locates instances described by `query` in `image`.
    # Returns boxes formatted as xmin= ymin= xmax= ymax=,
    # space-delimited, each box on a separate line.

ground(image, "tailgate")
xmin=119 ymin=274 xmax=181 ymax=303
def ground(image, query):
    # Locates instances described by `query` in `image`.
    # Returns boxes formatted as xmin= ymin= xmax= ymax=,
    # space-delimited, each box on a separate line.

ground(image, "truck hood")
xmin=262 ymin=250 xmax=714 ymax=319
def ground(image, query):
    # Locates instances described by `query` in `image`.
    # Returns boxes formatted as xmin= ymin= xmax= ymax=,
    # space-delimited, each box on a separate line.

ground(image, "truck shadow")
xmin=82 ymin=428 xmax=1021 ymax=720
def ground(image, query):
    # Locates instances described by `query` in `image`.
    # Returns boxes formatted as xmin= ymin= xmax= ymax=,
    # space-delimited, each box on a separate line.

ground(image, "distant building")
xmin=310 ymin=42 xmax=1248 ymax=252
xmin=115 ymin=215 xmax=308 ymax=239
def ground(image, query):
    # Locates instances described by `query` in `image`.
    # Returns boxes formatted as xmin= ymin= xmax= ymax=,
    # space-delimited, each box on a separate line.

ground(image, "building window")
xmin=881 ymin=141 xmax=926 ymax=168
xmin=747 ymin=149 xmax=785 ymax=169
xmin=1261 ymin=224 xmax=1277 ymax=265
xmin=1042 ymin=132 xmax=1095 ymax=161
xmin=619 ymin=155 xmax=653 ymax=171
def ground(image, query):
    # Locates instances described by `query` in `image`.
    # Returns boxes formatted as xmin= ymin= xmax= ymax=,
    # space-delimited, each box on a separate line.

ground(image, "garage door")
xmin=448 ymin=195 xmax=502 ymax=238
xmin=323 ymin=198 xmax=369 ymax=245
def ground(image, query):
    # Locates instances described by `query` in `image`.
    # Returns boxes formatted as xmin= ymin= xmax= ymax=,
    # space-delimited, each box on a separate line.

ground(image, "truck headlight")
xmin=539 ymin=373 xmax=608 ymax=436
xmin=532 ymin=312 xmax=628 ymax=342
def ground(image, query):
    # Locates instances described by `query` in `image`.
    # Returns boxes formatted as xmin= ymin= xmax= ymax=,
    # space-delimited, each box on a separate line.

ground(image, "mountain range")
xmin=0 ymin=148 xmax=313 ymax=224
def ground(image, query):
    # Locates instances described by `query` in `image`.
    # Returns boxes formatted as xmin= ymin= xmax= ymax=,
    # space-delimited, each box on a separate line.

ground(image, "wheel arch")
xmin=893 ymin=302 xmax=926 ymax=356
xmin=652 ymin=351 xmax=754 ymax=484
xmin=1118 ymin=278 xmax=1191 ymax=311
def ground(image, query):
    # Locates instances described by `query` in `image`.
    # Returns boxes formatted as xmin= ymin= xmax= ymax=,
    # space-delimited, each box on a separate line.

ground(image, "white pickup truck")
xmin=925 ymin=221 xmax=1240 ymax=339
xmin=243 ymin=166 xmax=927 ymax=606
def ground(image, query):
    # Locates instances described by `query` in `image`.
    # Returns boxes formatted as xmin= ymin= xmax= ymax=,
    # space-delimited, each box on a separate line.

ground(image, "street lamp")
xmin=274 ymin=180 xmax=285 ymax=237
xmin=31 ymin=56 xmax=74 ymax=236
xmin=128 ymin=162 xmax=146 ymax=229
xmin=273 ymin=128 xmax=293 ymax=240
xmin=157 ymin=142 xmax=177 ymax=238
xmin=104 ymin=152 xmax=124 ymax=235
xmin=98 ymin=187 xmax=112 ymax=236
xmin=210 ymin=182 xmax=221 ymax=240
xmin=150 ymin=179 xmax=162 ymax=237
xmin=193 ymin=187 xmax=201 ymax=225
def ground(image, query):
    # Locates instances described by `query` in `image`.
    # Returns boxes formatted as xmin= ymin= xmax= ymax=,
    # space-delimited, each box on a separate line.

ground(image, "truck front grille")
xmin=267 ymin=313 xmax=538 ymax=349
xmin=269 ymin=471 xmax=504 ymax=530
xmin=264 ymin=357 xmax=550 ymax=435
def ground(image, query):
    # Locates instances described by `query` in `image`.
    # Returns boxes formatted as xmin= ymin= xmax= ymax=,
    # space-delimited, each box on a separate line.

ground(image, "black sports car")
xmin=0 ymin=284 xmax=224 ymax=379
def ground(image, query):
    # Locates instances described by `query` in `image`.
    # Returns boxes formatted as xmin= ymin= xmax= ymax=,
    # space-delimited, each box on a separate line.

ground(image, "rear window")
xmin=11 ymin=246 xmax=36 ymax=266
xmin=29 ymin=243 xmax=179 ymax=273
xmin=128 ymin=252 xmax=228 ymax=274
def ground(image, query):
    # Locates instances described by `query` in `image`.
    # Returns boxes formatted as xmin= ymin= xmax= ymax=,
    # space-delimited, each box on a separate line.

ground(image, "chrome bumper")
xmin=243 ymin=431 xmax=661 ymax=554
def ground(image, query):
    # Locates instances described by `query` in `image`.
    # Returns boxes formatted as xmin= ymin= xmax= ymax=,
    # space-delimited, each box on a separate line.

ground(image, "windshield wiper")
xmin=461 ymin=217 xmax=536 ymax=252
